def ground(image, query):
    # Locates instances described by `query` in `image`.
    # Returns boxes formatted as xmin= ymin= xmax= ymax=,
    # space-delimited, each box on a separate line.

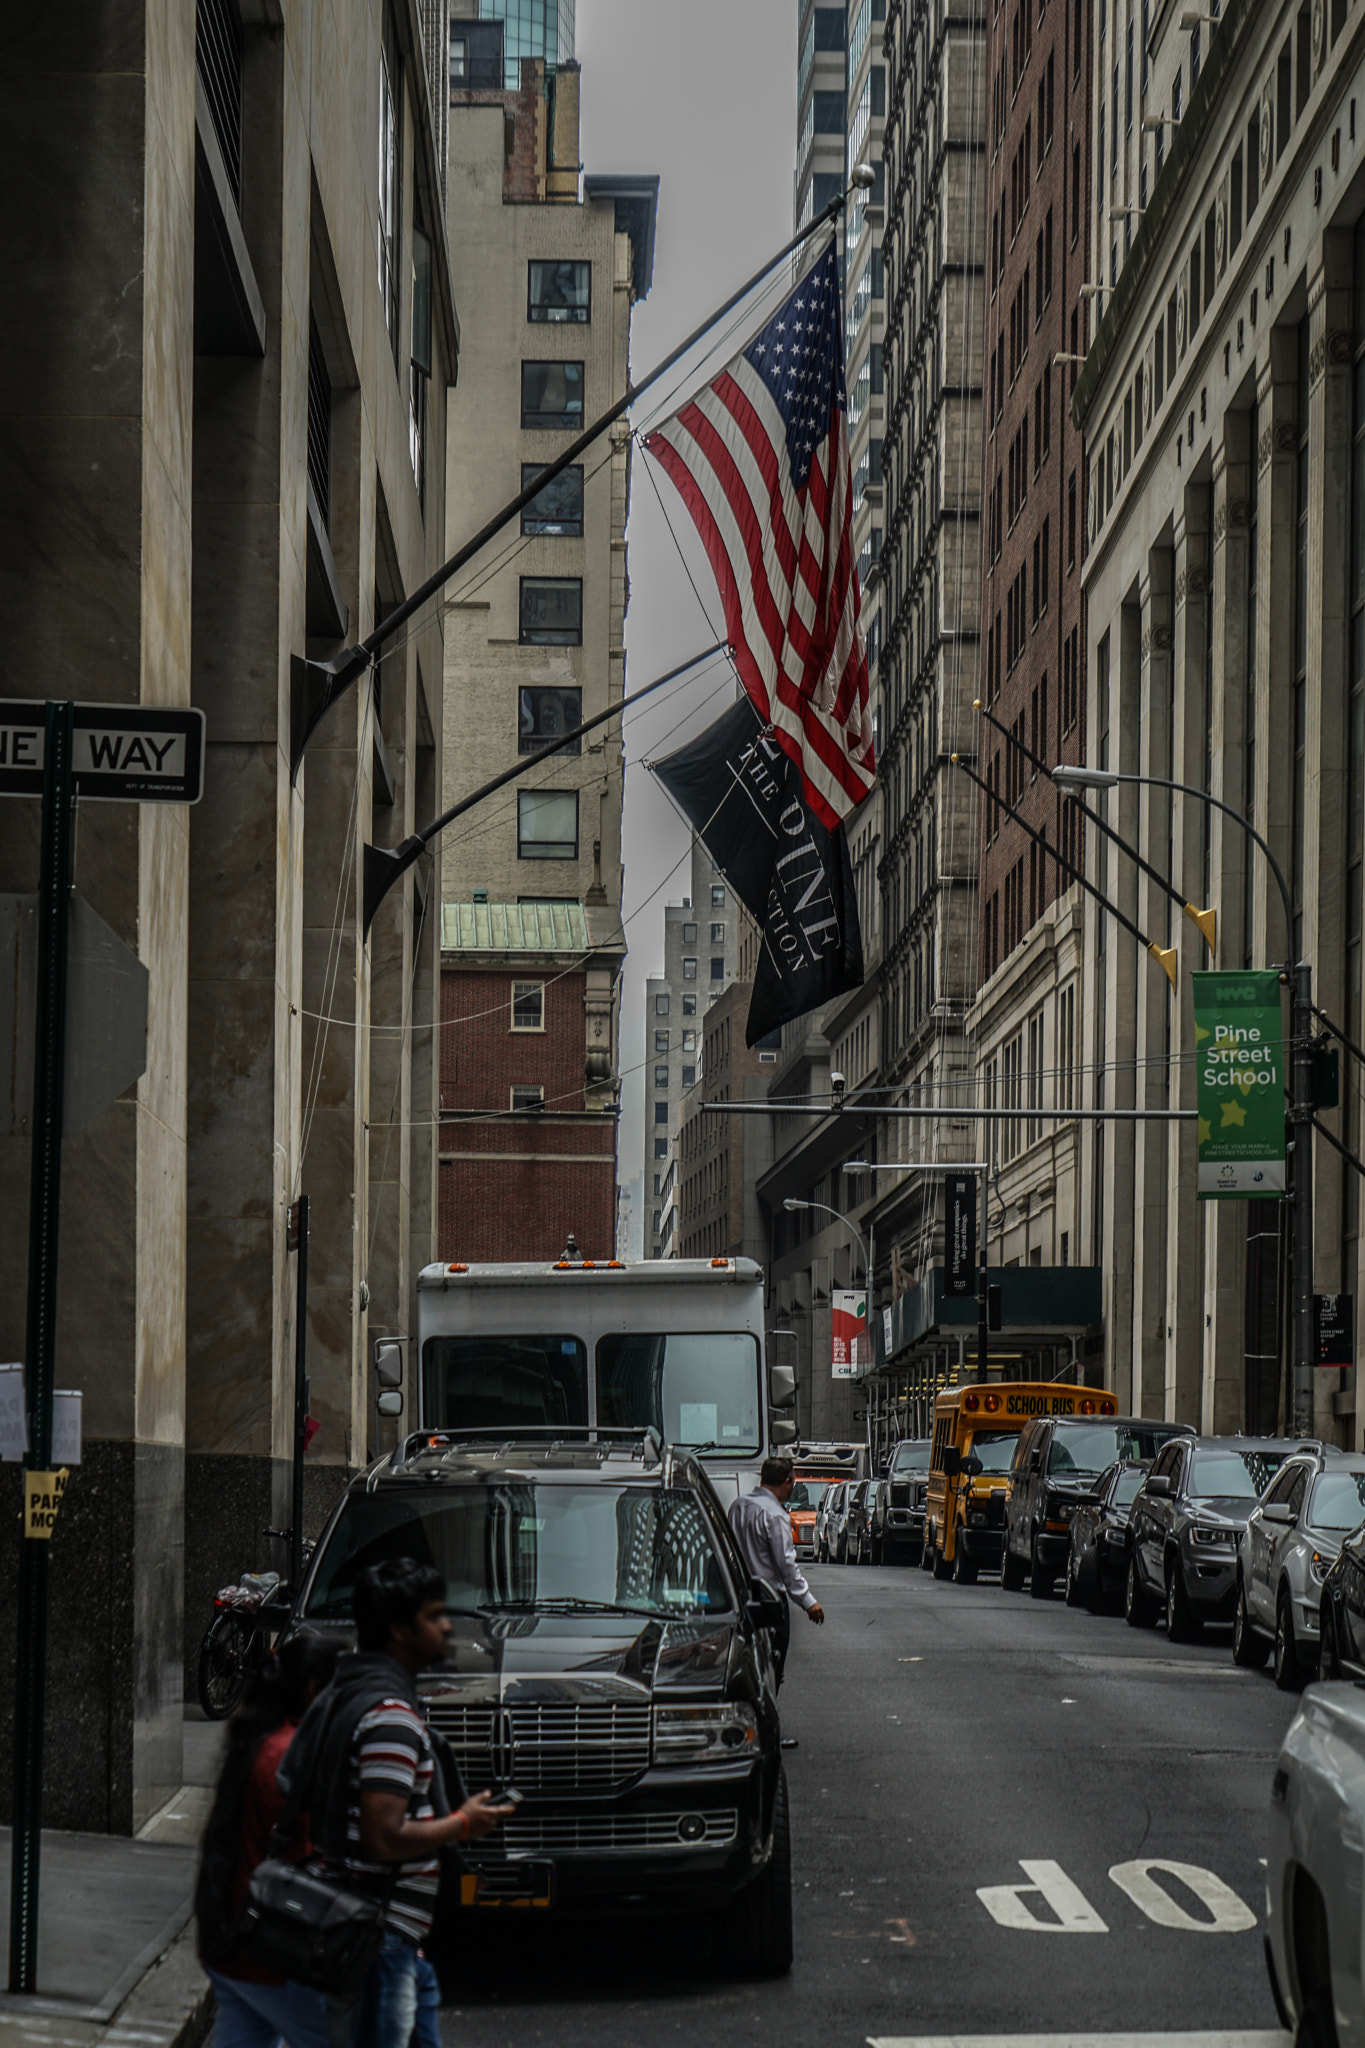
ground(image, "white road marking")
xmin=868 ymin=2035 xmax=1286 ymax=2047
xmin=1108 ymin=1860 xmax=1257 ymax=1934
xmin=976 ymin=1860 xmax=1108 ymax=1932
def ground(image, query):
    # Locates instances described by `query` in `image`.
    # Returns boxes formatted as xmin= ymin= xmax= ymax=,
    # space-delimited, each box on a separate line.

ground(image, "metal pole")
xmin=1293 ymin=964 xmax=1315 ymax=1437
xmin=290 ymin=1196 xmax=310 ymax=1598
xmin=977 ymin=1165 xmax=988 ymax=1384
xmin=10 ymin=701 xmax=75 ymax=1995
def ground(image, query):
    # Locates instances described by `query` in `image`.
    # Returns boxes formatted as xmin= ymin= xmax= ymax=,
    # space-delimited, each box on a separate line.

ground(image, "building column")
xmin=1202 ymin=413 xmax=1254 ymax=1430
xmin=1133 ymin=556 xmax=1173 ymax=1415
xmin=1305 ymin=230 xmax=1355 ymax=1440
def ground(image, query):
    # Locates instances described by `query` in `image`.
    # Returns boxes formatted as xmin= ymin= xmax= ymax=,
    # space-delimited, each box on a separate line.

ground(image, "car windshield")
xmin=1113 ymin=1466 xmax=1149 ymax=1507
xmin=969 ymin=1431 xmax=1020 ymax=1474
xmin=596 ymin=1332 xmax=761 ymax=1455
xmin=892 ymin=1441 xmax=931 ymax=1472
xmin=422 ymin=1335 xmax=588 ymax=1430
xmin=1048 ymin=1424 xmax=1182 ymax=1475
xmin=1189 ymin=1449 xmax=1290 ymax=1499
xmin=304 ymin=1484 xmax=734 ymax=1623
xmin=788 ymin=1481 xmax=834 ymax=1512
xmin=1308 ymin=1471 xmax=1365 ymax=1530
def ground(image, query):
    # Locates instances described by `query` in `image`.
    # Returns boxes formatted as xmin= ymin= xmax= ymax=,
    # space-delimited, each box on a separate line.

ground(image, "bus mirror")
xmin=376 ymin=1388 xmax=404 ymax=1418
xmin=374 ymin=1340 xmax=404 ymax=1389
xmin=770 ymin=1419 xmax=797 ymax=1445
xmin=963 ymin=1453 xmax=984 ymax=1477
xmin=769 ymin=1364 xmax=797 ymax=1407
xmin=941 ymin=1447 xmax=963 ymax=1477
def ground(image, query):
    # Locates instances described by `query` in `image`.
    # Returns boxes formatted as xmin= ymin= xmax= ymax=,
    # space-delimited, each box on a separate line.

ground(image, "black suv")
xmin=874 ymin=1438 xmax=930 ymax=1562
xmin=293 ymin=1429 xmax=792 ymax=1973
xmin=1002 ymin=1413 xmax=1192 ymax=1598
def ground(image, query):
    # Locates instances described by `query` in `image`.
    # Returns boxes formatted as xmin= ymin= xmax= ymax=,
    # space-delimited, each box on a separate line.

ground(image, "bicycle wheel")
xmin=197 ymin=1610 xmax=254 ymax=1720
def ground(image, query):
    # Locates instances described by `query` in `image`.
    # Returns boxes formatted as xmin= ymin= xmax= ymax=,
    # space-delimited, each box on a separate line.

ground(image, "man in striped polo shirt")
xmin=290 ymin=1560 xmax=510 ymax=2045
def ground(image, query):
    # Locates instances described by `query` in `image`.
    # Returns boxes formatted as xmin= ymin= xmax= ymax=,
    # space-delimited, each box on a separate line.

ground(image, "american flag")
xmin=644 ymin=244 xmax=875 ymax=831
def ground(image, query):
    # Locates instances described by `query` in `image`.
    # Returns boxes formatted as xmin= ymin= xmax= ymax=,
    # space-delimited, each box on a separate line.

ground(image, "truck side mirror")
xmin=374 ymin=1339 xmax=404 ymax=1389
xmin=770 ymin=1419 xmax=797 ymax=1445
xmin=941 ymin=1447 xmax=962 ymax=1477
xmin=376 ymin=1388 xmax=404 ymax=1418
xmin=963 ymin=1453 xmax=984 ymax=1477
xmin=768 ymin=1364 xmax=797 ymax=1408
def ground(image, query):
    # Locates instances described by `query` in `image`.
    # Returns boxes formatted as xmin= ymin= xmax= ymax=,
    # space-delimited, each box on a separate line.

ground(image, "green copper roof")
xmin=441 ymin=901 xmax=592 ymax=953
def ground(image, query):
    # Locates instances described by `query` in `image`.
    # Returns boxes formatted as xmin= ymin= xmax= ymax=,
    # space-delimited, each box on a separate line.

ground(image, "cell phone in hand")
xmin=500 ymin=1787 xmax=524 ymax=1808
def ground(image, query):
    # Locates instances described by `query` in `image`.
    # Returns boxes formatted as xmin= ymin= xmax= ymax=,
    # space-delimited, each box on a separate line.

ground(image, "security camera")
xmin=831 ymin=1070 xmax=846 ymax=1096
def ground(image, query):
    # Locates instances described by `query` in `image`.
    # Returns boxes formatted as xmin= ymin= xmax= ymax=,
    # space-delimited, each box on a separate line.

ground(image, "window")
xmin=521 ymin=464 xmax=584 ymax=536
xmin=710 ymin=957 xmax=725 ymax=980
xmin=377 ymin=3 xmax=402 ymax=366
xmin=409 ymin=223 xmax=431 ymax=500
xmin=521 ymin=361 xmax=585 ymax=430
xmin=653 ymin=1175 xmax=661 ymax=1196
xmin=654 ymin=1140 xmax=667 ymax=1161
xmin=683 ymin=994 xmax=697 ymax=1016
xmin=511 ymin=1085 xmax=544 ymax=1111
xmin=682 ymin=1066 xmax=696 ymax=1087
xmin=511 ymin=982 xmax=544 ymax=1031
xmin=654 ymin=1031 xmax=669 ymax=1054
xmin=711 ymin=885 xmax=726 ymax=907
xmin=449 ymin=31 xmax=467 ymax=82
xmin=654 ymin=1065 xmax=669 ymax=1087
xmin=517 ymin=789 xmax=578 ymax=861
xmin=519 ymin=577 xmax=582 ymax=646
xmin=682 ymin=922 xmax=697 ymax=943
xmin=527 ymin=260 xmax=591 ymax=324
xmin=518 ymin=685 xmax=581 ymax=755
xmin=683 ymin=1029 xmax=697 ymax=1052
xmin=655 ymin=994 xmax=670 ymax=1016
xmin=683 ymin=958 xmax=698 ymax=981
xmin=710 ymin=922 xmax=725 ymax=943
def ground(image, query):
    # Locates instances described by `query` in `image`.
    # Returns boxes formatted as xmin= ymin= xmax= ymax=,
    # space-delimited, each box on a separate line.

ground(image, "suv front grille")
xmin=471 ymin=1809 xmax=739 ymax=1859
xmin=426 ymin=1698 xmax=652 ymax=1795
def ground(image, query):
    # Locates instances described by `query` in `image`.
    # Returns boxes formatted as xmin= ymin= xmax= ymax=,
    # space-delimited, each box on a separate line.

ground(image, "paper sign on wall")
xmin=25 ymin=1468 xmax=69 ymax=1539
xmin=0 ymin=1367 xmax=28 ymax=1462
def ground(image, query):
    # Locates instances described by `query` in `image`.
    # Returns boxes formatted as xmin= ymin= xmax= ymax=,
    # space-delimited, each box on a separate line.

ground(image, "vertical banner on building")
xmin=1193 ymin=970 xmax=1287 ymax=1198
xmin=832 ymin=1291 xmax=866 ymax=1378
xmin=946 ymin=1174 xmax=977 ymax=1295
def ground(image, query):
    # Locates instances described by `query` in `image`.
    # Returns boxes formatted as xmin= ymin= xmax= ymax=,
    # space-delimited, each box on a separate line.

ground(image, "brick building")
xmin=677 ymin=982 xmax=778 ymax=1262
xmin=438 ymin=902 xmax=620 ymax=1261
xmin=966 ymin=0 xmax=1093 ymax=1271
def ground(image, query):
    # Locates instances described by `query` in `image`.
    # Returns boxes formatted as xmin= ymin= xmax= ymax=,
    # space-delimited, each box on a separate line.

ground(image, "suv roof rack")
xmin=391 ymin=1425 xmax=665 ymax=1469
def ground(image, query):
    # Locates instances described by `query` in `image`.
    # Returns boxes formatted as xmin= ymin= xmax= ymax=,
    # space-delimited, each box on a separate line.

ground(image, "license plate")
xmin=460 ymin=1861 xmax=555 ymax=1909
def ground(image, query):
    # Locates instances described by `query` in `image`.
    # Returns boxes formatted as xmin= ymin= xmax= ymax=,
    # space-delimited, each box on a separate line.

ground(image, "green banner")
xmin=1193 ymin=970 xmax=1286 ymax=1199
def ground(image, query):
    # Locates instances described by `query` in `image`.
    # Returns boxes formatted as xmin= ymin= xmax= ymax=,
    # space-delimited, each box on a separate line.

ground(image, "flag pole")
xmin=291 ymin=173 xmax=876 ymax=780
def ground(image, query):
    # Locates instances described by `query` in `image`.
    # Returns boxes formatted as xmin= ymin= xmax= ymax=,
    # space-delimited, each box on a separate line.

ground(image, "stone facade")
xmin=1074 ymin=0 xmax=1365 ymax=1434
xmin=677 ymin=981 xmax=779 ymax=1262
xmin=0 ymin=0 xmax=456 ymax=1828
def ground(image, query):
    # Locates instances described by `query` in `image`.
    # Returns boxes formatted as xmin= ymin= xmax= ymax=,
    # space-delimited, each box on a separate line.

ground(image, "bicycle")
xmin=195 ymin=1528 xmax=307 ymax=1719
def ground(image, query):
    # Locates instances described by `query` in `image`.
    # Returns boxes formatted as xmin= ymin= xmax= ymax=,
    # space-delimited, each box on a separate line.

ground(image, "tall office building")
xmin=797 ymin=0 xmax=850 ymax=260
xmin=466 ymin=0 xmax=574 ymax=88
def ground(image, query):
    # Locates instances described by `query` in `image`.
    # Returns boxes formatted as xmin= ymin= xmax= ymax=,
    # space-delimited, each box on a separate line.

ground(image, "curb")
xmin=95 ymin=1925 xmax=212 ymax=2048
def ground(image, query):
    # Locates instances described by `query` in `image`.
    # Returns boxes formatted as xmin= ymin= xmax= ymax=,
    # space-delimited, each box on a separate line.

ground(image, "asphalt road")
xmin=438 ymin=1559 xmax=1297 ymax=2045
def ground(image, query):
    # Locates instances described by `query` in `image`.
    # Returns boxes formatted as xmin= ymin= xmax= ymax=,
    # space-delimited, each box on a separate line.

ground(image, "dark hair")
xmin=194 ymin=1628 xmax=343 ymax=1969
xmin=760 ymin=1458 xmax=794 ymax=1488
xmin=353 ymin=1557 xmax=446 ymax=1652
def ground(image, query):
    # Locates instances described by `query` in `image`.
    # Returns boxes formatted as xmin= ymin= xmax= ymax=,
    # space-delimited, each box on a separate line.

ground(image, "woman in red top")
xmin=195 ymin=1629 xmax=343 ymax=2048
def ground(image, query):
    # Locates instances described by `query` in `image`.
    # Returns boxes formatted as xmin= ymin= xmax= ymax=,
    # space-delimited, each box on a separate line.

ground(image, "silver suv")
xmin=1234 ymin=1445 xmax=1365 ymax=1687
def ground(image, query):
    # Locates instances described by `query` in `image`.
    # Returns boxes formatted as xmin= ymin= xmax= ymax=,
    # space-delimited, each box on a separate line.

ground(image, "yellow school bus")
xmin=924 ymin=1383 xmax=1117 ymax=1585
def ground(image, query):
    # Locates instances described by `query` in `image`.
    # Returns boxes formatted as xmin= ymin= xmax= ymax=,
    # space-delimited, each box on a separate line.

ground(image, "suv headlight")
xmin=1189 ymin=1523 xmax=1233 ymax=1546
xmin=653 ymin=1703 xmax=758 ymax=1763
xmin=1309 ymin=1549 xmax=1332 ymax=1584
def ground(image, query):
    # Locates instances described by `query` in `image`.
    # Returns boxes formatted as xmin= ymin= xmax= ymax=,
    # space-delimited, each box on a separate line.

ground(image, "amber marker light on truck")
xmin=447 ymin=1263 xmax=469 ymax=1274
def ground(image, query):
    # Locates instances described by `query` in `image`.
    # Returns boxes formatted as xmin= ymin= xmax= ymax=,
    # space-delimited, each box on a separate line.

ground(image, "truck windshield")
xmin=303 ymin=1484 xmax=734 ymax=1622
xmin=596 ymin=1332 xmax=761 ymax=1455
xmin=891 ymin=1441 xmax=931 ymax=1472
xmin=788 ymin=1482 xmax=833 ymax=1511
xmin=422 ymin=1336 xmax=587 ymax=1431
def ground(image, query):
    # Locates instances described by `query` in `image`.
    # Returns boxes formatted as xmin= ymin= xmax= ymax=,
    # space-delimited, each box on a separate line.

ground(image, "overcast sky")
xmin=575 ymin=0 xmax=797 ymax=1219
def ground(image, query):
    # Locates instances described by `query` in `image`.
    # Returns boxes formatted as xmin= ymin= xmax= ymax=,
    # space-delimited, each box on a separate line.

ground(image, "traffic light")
xmin=987 ymin=1283 xmax=1003 ymax=1331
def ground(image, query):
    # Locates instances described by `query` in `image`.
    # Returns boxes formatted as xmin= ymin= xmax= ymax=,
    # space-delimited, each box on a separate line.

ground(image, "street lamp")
xmin=783 ymin=1197 xmax=870 ymax=1285
xmin=1051 ymin=761 xmax=1313 ymax=1435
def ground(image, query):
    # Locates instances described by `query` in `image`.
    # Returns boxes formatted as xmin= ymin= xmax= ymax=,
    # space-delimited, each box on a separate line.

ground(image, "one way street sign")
xmin=0 ymin=701 xmax=205 ymax=803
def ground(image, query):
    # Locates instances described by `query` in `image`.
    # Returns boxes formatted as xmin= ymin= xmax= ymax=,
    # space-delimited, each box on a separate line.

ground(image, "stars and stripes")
xmin=644 ymin=243 xmax=875 ymax=831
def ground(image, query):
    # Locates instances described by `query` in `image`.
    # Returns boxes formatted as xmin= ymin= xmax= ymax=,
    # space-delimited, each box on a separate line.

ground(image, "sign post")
xmin=1315 ymin=1294 xmax=1355 ymax=1369
xmin=5 ymin=700 xmax=203 ymax=1996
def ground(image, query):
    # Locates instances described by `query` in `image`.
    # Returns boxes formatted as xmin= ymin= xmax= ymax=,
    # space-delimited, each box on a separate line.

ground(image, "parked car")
xmin=1064 ymin=1460 xmax=1151 ymax=1610
xmin=874 ymin=1438 xmax=930 ymax=1562
xmin=294 ymin=1426 xmax=792 ymax=1973
xmin=1313 ymin=1490 xmax=1365 ymax=1684
xmin=846 ymin=1479 xmax=881 ymax=1564
xmin=828 ymin=1480 xmax=865 ymax=1563
xmin=814 ymin=1482 xmax=848 ymax=1563
xmin=786 ymin=1478 xmax=836 ymax=1561
xmin=1002 ymin=1413 xmax=1192 ymax=1598
xmin=1236 ymin=1447 xmax=1365 ymax=1687
xmin=1126 ymin=1434 xmax=1299 ymax=1640
xmin=1265 ymin=1683 xmax=1365 ymax=2040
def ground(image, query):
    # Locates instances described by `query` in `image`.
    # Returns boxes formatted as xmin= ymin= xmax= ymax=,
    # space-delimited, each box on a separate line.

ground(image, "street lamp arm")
xmin=1113 ymin=772 xmax=1293 ymax=953
xmin=787 ymin=1199 xmax=870 ymax=1284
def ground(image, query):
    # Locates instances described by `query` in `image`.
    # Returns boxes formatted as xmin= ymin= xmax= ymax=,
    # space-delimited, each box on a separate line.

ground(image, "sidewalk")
xmin=0 ymin=1714 xmax=223 ymax=2047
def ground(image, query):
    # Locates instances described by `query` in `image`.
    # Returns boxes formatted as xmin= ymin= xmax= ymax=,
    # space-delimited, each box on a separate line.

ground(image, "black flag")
xmin=652 ymin=697 xmax=864 ymax=1045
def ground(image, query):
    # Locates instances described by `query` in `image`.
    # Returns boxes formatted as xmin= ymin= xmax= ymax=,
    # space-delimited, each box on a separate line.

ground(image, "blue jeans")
xmin=206 ymin=1967 xmax=332 ymax=2048
xmin=356 ymin=1929 xmax=421 ymax=2048
xmin=413 ymin=1952 xmax=442 ymax=2048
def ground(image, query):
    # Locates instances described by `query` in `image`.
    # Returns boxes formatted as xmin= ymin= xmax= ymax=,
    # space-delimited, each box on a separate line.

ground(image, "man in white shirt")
xmin=728 ymin=1458 xmax=825 ymax=1688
